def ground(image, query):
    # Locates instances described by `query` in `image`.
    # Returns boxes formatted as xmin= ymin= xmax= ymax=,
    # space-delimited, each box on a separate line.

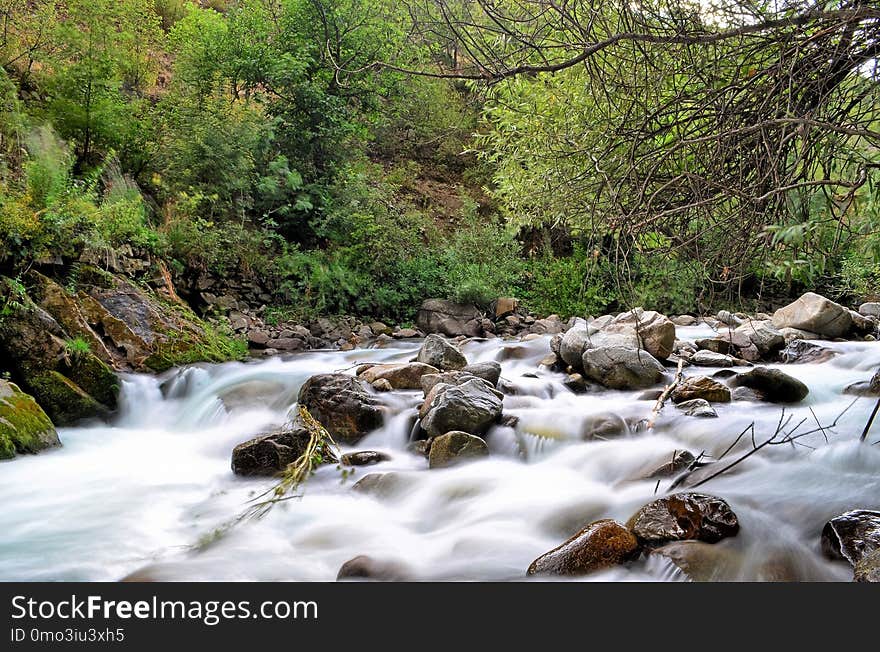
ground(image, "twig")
xmin=646 ymin=357 xmax=685 ymax=430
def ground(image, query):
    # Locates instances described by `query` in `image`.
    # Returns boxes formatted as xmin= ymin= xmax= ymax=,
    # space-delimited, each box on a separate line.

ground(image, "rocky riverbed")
xmin=1 ymin=291 xmax=880 ymax=581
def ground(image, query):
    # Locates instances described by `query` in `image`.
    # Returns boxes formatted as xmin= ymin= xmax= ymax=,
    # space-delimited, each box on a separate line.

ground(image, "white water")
xmin=2 ymin=328 xmax=879 ymax=581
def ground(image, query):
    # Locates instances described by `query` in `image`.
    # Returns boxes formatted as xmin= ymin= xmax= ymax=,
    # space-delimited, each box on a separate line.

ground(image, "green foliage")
xmin=64 ymin=337 xmax=92 ymax=359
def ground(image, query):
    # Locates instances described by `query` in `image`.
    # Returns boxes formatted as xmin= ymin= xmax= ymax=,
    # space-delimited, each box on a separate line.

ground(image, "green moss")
xmin=66 ymin=353 xmax=119 ymax=409
xmin=26 ymin=371 xmax=106 ymax=426
xmin=0 ymin=380 xmax=59 ymax=460
xmin=144 ymin=325 xmax=248 ymax=372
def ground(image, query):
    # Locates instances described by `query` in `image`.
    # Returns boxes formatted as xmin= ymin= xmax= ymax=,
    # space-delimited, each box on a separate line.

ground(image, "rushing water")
xmin=2 ymin=327 xmax=879 ymax=582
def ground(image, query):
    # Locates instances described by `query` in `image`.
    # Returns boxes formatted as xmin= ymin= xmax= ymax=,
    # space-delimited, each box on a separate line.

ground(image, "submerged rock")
xmin=771 ymin=292 xmax=852 ymax=338
xmin=649 ymin=540 xmax=739 ymax=582
xmin=581 ymin=412 xmax=630 ymax=441
xmin=527 ymin=520 xmax=640 ymax=576
xmin=297 ymin=374 xmax=384 ymax=444
xmin=627 ymin=493 xmax=740 ymax=545
xmin=821 ymin=510 xmax=880 ymax=567
xmin=643 ymin=450 xmax=696 ymax=480
xmin=676 ymin=398 xmax=717 ymax=418
xmin=729 ymin=367 xmax=809 ymax=403
xmin=428 ymin=431 xmax=490 ymax=468
xmin=341 ymin=451 xmax=391 ymax=467
xmin=337 ymin=555 xmax=413 ymax=581
xmin=0 ymin=380 xmax=60 ymax=460
xmin=416 ymin=334 xmax=467 ymax=371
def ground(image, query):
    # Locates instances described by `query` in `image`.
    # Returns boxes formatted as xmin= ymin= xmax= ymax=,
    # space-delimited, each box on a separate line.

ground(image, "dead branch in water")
xmin=669 ymin=399 xmax=857 ymax=491
xmin=646 ymin=357 xmax=685 ymax=430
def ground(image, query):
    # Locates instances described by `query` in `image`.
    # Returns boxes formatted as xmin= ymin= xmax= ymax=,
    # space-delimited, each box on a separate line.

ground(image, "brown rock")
xmin=527 ymin=520 xmax=640 ymax=576
xmin=627 ymin=493 xmax=740 ymax=545
xmin=671 ymin=376 xmax=732 ymax=403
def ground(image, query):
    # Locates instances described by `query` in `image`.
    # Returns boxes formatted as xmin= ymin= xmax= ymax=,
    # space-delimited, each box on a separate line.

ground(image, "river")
xmin=2 ymin=326 xmax=879 ymax=581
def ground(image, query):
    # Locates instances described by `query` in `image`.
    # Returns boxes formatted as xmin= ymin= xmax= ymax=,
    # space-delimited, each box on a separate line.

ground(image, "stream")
xmin=2 ymin=325 xmax=879 ymax=581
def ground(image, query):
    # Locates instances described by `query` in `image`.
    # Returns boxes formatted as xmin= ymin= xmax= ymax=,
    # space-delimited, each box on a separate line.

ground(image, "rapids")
xmin=2 ymin=326 xmax=879 ymax=581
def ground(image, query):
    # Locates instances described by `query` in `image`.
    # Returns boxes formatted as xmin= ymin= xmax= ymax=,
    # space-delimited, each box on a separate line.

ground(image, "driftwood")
xmin=646 ymin=357 xmax=685 ymax=430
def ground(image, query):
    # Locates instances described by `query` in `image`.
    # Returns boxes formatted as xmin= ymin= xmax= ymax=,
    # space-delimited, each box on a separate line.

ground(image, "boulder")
xmin=690 ymin=350 xmax=738 ymax=367
xmin=858 ymin=302 xmax=880 ymax=318
xmin=420 ymin=371 xmax=490 ymax=396
xmin=341 ymin=451 xmax=391 ymax=467
xmin=771 ymin=292 xmax=852 ymax=338
xmin=695 ymin=338 xmax=731 ymax=355
xmin=265 ymin=338 xmax=305 ymax=352
xmin=493 ymin=297 xmax=518 ymax=318
xmin=780 ymin=339 xmax=836 ymax=364
xmin=420 ymin=379 xmax=503 ymax=438
xmin=0 ymin=380 xmax=60 ymax=460
xmin=676 ymin=398 xmax=717 ymax=418
xmin=337 ymin=555 xmax=412 ymax=581
xmin=297 ymin=374 xmax=384 ymax=444
xmin=671 ymin=376 xmax=732 ymax=403
xmin=671 ymin=315 xmax=698 ymax=326
xmin=416 ymin=299 xmax=482 ymax=337
xmin=729 ymin=321 xmax=784 ymax=360
xmin=428 ymin=431 xmax=490 ymax=468
xmin=358 ymin=362 xmax=439 ymax=390
xmin=527 ymin=520 xmax=640 ymax=576
xmin=559 ymin=328 xmax=593 ymax=370
xmin=604 ymin=308 xmax=676 ymax=360
xmin=529 ymin=316 xmax=565 ymax=335
xmin=461 ymin=361 xmax=502 ymax=387
xmin=231 ymin=427 xmax=336 ymax=476
xmin=627 ymin=493 xmax=740 ymax=545
xmin=729 ymin=367 xmax=809 ymax=403
xmin=582 ymin=346 xmax=667 ymax=390
xmin=416 ymin=334 xmax=467 ymax=371
xmin=821 ymin=510 xmax=880 ymax=567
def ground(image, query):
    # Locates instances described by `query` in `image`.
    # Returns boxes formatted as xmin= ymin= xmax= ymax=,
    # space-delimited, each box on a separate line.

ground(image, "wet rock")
xmin=854 ymin=549 xmax=880 ymax=583
xmin=771 ymin=292 xmax=852 ymax=338
xmin=428 ymin=431 xmax=490 ymax=468
xmin=352 ymin=472 xmax=404 ymax=497
xmin=582 ymin=346 xmax=667 ymax=390
xmin=461 ymin=361 xmax=502 ymax=387
xmin=337 ymin=555 xmax=412 ymax=581
xmin=416 ymin=299 xmax=482 ymax=337
xmin=671 ymin=315 xmax=698 ymax=326
xmin=341 ymin=451 xmax=391 ymax=467
xmin=649 ymin=540 xmax=739 ymax=581
xmin=676 ymin=399 xmax=717 ymax=418
xmin=297 ymin=374 xmax=384 ymax=444
xmin=731 ymin=386 xmax=762 ymax=402
xmin=821 ymin=510 xmax=880 ymax=567
xmin=644 ymin=450 xmax=696 ymax=479
xmin=0 ymin=380 xmax=60 ymax=460
xmin=371 ymin=378 xmax=393 ymax=392
xmin=627 ymin=493 xmax=740 ymax=545
xmin=407 ymin=439 xmax=431 ymax=458
xmin=358 ymin=362 xmax=439 ymax=390
xmin=527 ymin=520 xmax=640 ymax=576
xmin=690 ymin=350 xmax=738 ymax=367
xmin=420 ymin=371 xmax=486 ymax=396
xmin=564 ymin=373 xmax=596 ymax=394
xmin=729 ymin=367 xmax=809 ymax=403
xmin=231 ymin=427 xmax=334 ymax=476
xmin=671 ymin=376 xmax=731 ymax=404
xmin=416 ymin=334 xmax=467 ymax=371
xmin=581 ymin=412 xmax=630 ymax=441
xmin=421 ymin=379 xmax=503 ymax=438
xmin=780 ymin=339 xmax=836 ymax=364
xmin=858 ymin=302 xmax=880 ymax=318
xmin=695 ymin=338 xmax=730 ymax=355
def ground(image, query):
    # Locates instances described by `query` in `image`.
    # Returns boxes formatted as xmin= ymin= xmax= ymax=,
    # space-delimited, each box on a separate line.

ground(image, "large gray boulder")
xmin=728 ymin=321 xmax=784 ymax=361
xmin=297 ymin=374 xmax=384 ymax=444
xmin=416 ymin=334 xmax=467 ymax=370
xmin=605 ymin=308 xmax=676 ymax=360
xmin=582 ymin=346 xmax=667 ymax=390
xmin=416 ymin=299 xmax=483 ymax=337
xmin=771 ymin=292 xmax=852 ymax=338
xmin=421 ymin=378 xmax=503 ymax=438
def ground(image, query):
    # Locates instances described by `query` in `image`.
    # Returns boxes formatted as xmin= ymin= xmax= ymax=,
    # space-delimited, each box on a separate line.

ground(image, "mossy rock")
xmin=26 ymin=371 xmax=108 ymax=425
xmin=66 ymin=353 xmax=119 ymax=409
xmin=0 ymin=380 xmax=60 ymax=460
